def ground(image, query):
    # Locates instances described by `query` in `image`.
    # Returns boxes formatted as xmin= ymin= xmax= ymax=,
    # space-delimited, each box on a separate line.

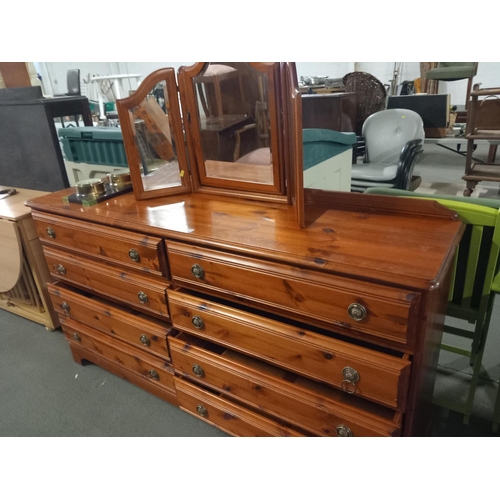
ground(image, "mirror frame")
xmin=116 ymin=68 xmax=192 ymax=201
xmin=178 ymin=62 xmax=289 ymax=203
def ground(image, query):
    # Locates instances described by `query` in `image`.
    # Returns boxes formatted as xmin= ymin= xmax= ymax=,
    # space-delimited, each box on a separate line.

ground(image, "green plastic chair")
xmin=365 ymin=187 xmax=500 ymax=424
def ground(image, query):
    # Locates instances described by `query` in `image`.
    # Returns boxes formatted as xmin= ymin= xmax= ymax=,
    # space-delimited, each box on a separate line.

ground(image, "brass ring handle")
xmin=192 ymin=364 xmax=205 ymax=378
xmin=61 ymin=302 xmax=70 ymax=314
xmin=54 ymin=264 xmax=66 ymax=275
xmin=148 ymin=369 xmax=159 ymax=380
xmin=191 ymin=264 xmax=205 ymax=280
xmin=196 ymin=404 xmax=208 ymax=417
xmin=191 ymin=316 xmax=204 ymax=329
xmin=129 ymin=249 xmax=140 ymax=262
xmin=137 ymin=291 xmax=149 ymax=304
xmin=341 ymin=380 xmax=357 ymax=394
xmin=72 ymin=333 xmax=81 ymax=342
xmin=336 ymin=425 xmax=353 ymax=437
xmin=347 ymin=303 xmax=367 ymax=322
xmin=140 ymin=334 xmax=150 ymax=346
xmin=342 ymin=366 xmax=360 ymax=383
xmin=46 ymin=227 xmax=56 ymax=238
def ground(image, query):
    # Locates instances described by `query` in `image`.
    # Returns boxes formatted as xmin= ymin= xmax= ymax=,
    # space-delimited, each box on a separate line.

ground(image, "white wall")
xmin=36 ymin=61 xmax=500 ymax=107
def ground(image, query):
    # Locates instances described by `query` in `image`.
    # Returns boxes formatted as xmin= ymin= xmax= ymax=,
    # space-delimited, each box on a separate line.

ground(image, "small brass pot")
xmin=107 ymin=172 xmax=131 ymax=188
xmin=75 ymin=179 xmax=106 ymax=200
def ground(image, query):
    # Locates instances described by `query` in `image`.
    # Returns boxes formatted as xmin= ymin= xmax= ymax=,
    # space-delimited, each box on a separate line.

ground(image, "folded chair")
xmin=364 ymin=187 xmax=500 ymax=425
xmin=351 ymin=109 xmax=425 ymax=192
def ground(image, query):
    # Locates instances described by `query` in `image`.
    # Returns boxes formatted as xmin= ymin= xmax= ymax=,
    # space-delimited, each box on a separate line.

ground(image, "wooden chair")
xmin=425 ymin=62 xmax=478 ymax=113
xmin=364 ymin=187 xmax=500 ymax=424
xmin=342 ymin=71 xmax=387 ymax=135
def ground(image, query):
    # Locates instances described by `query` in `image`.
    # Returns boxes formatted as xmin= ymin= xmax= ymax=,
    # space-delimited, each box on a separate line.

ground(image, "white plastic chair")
xmin=351 ymin=108 xmax=425 ymax=192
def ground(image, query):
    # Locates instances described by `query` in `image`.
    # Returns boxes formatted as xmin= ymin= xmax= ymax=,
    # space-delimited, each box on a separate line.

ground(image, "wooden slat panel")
xmin=49 ymin=282 xmax=172 ymax=360
xmin=33 ymin=212 xmax=168 ymax=277
xmin=61 ymin=317 xmax=175 ymax=392
xmin=175 ymin=377 xmax=305 ymax=437
xmin=167 ymin=241 xmax=420 ymax=346
xmin=43 ymin=247 xmax=170 ymax=318
xmin=168 ymin=290 xmax=411 ymax=409
xmin=170 ymin=334 xmax=400 ymax=436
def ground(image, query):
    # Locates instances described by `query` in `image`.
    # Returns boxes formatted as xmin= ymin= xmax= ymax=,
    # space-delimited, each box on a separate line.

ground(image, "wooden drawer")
xmin=168 ymin=290 xmax=411 ymax=410
xmin=49 ymin=282 xmax=172 ymax=360
xmin=175 ymin=377 xmax=305 ymax=437
xmin=32 ymin=211 xmax=168 ymax=277
xmin=167 ymin=241 xmax=420 ymax=347
xmin=170 ymin=333 xmax=401 ymax=437
xmin=43 ymin=247 xmax=170 ymax=319
xmin=61 ymin=317 xmax=175 ymax=393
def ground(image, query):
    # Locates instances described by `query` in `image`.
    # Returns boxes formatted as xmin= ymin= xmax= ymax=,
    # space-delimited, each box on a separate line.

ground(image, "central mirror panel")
xmin=180 ymin=62 xmax=286 ymax=198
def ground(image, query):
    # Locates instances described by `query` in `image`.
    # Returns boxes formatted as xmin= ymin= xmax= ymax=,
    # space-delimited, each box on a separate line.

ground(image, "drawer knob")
xmin=196 ymin=404 xmax=208 ymax=417
xmin=72 ymin=332 xmax=81 ymax=342
xmin=348 ymin=303 xmax=367 ymax=322
xmin=336 ymin=425 xmax=353 ymax=437
xmin=148 ymin=369 xmax=159 ymax=380
xmin=191 ymin=264 xmax=205 ymax=280
xmin=129 ymin=249 xmax=140 ymax=262
xmin=61 ymin=302 xmax=71 ymax=315
xmin=137 ymin=291 xmax=149 ymax=304
xmin=192 ymin=364 xmax=205 ymax=378
xmin=140 ymin=334 xmax=150 ymax=346
xmin=192 ymin=316 xmax=204 ymax=329
xmin=46 ymin=227 xmax=56 ymax=238
xmin=341 ymin=366 xmax=360 ymax=394
xmin=54 ymin=264 xmax=66 ymax=275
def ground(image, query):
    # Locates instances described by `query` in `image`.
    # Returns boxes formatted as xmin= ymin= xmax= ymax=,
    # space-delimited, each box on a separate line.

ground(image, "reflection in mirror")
xmin=194 ymin=63 xmax=273 ymax=185
xmin=131 ymin=80 xmax=183 ymax=191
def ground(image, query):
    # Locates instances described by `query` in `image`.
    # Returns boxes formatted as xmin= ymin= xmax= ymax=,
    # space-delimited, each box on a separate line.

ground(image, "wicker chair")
xmin=342 ymin=71 xmax=387 ymax=135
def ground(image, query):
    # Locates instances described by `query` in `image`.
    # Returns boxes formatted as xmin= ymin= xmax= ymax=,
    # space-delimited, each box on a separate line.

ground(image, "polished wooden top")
xmin=26 ymin=189 xmax=463 ymax=290
xmin=0 ymin=186 xmax=49 ymax=221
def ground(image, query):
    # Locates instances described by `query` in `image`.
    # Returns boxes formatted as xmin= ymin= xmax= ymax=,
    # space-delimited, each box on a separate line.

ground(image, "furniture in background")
xmin=425 ymin=63 xmax=478 ymax=109
xmin=365 ymin=187 xmax=500 ymax=426
xmin=0 ymin=187 xmax=59 ymax=330
xmin=350 ymin=109 xmax=425 ymax=192
xmin=26 ymin=63 xmax=463 ymax=437
xmin=302 ymin=129 xmax=356 ymax=191
xmin=301 ymin=93 xmax=357 ymax=132
xmin=387 ymin=94 xmax=450 ymax=138
xmin=342 ymin=71 xmax=387 ymax=135
xmin=0 ymin=86 xmax=92 ymax=192
xmin=58 ymin=126 xmax=129 ymax=185
xmin=463 ymin=87 xmax=500 ymax=197
xmin=90 ymin=74 xmax=141 ymax=119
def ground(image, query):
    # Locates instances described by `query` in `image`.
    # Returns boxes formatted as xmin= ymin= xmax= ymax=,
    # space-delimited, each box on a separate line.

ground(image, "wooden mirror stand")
xmin=117 ymin=62 xmax=305 ymax=226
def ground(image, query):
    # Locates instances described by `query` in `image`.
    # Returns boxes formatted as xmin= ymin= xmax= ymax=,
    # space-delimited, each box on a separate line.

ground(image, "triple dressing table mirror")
xmin=117 ymin=62 xmax=304 ymax=225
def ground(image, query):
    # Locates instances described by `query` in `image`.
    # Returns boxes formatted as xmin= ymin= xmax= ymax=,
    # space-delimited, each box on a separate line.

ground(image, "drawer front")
xmin=48 ymin=282 xmax=171 ymax=360
xmin=167 ymin=241 xmax=420 ymax=346
xmin=33 ymin=212 xmax=167 ymax=276
xmin=174 ymin=377 xmax=305 ymax=437
xmin=44 ymin=247 xmax=170 ymax=318
xmin=61 ymin=317 xmax=175 ymax=392
xmin=170 ymin=334 xmax=401 ymax=437
xmin=168 ymin=290 xmax=411 ymax=410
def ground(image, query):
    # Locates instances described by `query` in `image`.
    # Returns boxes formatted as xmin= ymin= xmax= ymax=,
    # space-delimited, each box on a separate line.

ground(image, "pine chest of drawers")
xmin=27 ymin=190 xmax=463 ymax=437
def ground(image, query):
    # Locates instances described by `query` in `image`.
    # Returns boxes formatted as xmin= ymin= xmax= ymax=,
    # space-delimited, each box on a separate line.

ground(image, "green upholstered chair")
xmin=425 ymin=62 xmax=478 ymax=110
xmin=364 ymin=187 xmax=500 ymax=425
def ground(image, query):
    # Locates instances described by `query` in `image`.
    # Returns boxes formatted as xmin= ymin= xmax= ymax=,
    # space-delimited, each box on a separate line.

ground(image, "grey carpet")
xmin=0 ymin=309 xmax=226 ymax=437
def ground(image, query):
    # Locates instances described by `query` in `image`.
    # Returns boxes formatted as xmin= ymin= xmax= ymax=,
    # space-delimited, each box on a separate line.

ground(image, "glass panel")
xmin=194 ymin=63 xmax=273 ymax=185
xmin=130 ymin=80 xmax=183 ymax=191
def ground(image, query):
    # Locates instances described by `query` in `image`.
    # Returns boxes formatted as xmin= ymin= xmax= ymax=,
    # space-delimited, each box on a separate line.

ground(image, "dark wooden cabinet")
xmin=302 ymin=92 xmax=357 ymax=132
